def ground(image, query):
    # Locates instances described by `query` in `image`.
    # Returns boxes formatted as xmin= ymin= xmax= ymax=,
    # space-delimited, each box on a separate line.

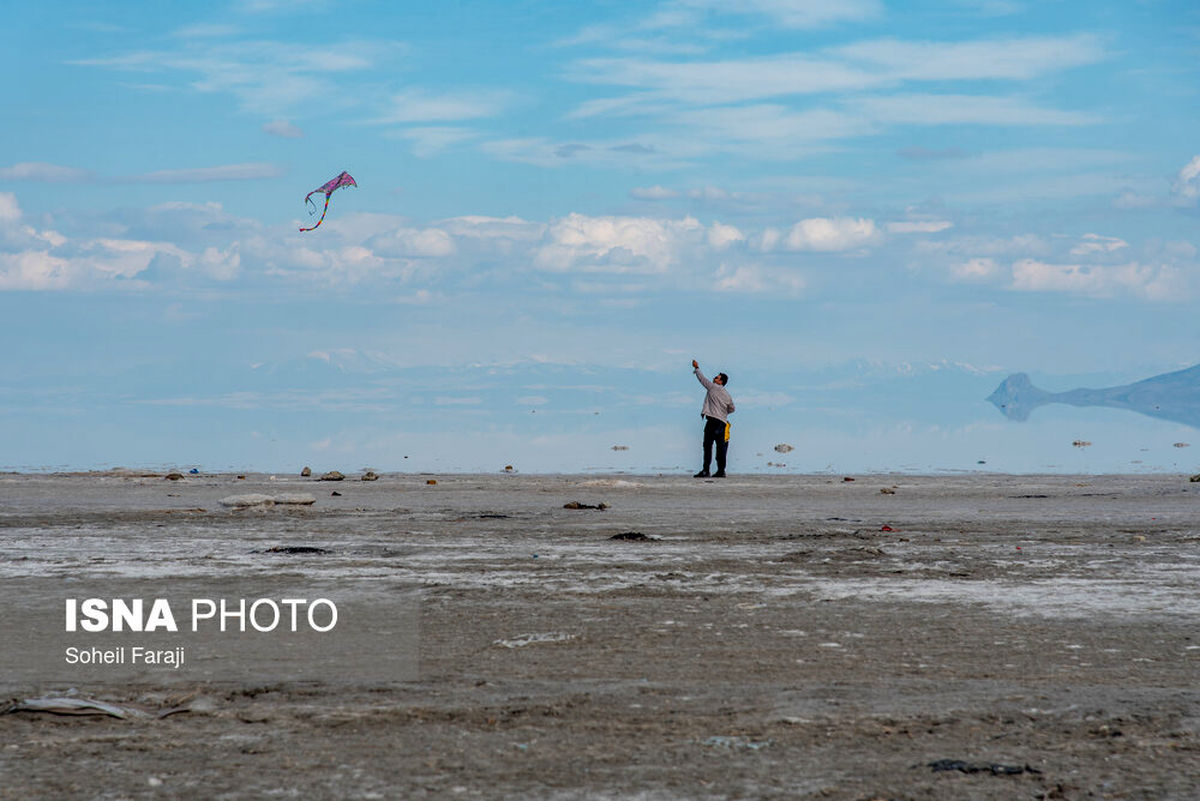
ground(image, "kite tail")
xmin=299 ymin=195 xmax=332 ymax=232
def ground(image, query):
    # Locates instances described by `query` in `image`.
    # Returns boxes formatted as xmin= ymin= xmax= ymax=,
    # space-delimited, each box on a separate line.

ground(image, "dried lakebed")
xmin=0 ymin=472 xmax=1197 ymax=800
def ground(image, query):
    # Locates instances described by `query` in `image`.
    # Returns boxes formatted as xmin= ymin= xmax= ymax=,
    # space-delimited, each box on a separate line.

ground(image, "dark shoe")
xmin=712 ymin=471 xmax=726 ymax=478
xmin=693 ymin=470 xmax=710 ymax=478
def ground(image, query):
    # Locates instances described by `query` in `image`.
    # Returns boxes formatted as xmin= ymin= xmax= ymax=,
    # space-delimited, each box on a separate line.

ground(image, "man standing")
xmin=692 ymin=359 xmax=735 ymax=478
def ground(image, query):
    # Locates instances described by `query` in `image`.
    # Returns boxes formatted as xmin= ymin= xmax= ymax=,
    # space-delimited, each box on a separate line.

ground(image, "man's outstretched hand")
xmin=692 ymin=360 xmax=699 ymax=369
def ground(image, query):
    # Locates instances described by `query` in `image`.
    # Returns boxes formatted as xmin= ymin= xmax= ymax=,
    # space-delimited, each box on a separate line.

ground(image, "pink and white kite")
xmin=299 ymin=171 xmax=356 ymax=231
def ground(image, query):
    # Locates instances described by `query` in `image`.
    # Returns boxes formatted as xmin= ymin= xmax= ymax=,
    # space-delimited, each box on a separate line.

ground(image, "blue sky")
xmin=2 ymin=0 xmax=1199 ymax=474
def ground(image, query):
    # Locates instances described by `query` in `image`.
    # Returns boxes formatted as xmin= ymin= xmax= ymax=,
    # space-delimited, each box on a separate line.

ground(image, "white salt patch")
xmin=577 ymin=479 xmax=645 ymax=488
xmin=219 ymin=493 xmax=315 ymax=508
xmin=805 ymin=574 xmax=1200 ymax=620
xmin=220 ymin=493 xmax=276 ymax=507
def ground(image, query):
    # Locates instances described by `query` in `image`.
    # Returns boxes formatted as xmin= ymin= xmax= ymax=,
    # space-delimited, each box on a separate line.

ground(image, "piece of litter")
xmin=700 ymin=736 xmax=773 ymax=750
xmin=261 ymin=545 xmax=329 ymax=555
xmin=927 ymin=759 xmax=1042 ymax=776
xmin=493 ymin=632 xmax=577 ymax=648
xmin=2 ymin=697 xmax=195 ymax=720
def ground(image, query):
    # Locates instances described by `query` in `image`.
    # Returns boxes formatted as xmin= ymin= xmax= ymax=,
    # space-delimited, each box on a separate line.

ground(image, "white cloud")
xmin=1113 ymin=189 xmax=1157 ymax=209
xmin=688 ymin=186 xmax=730 ymax=200
xmin=784 ymin=217 xmax=881 ymax=251
xmin=0 ymin=196 xmax=67 ymax=251
xmin=481 ymin=137 xmax=678 ymax=169
xmin=250 ymin=237 xmax=409 ymax=286
xmin=950 ymin=257 xmax=999 ymax=280
xmin=733 ymin=390 xmax=798 ymax=408
xmin=133 ymin=163 xmax=283 ymax=183
xmin=74 ymin=39 xmax=389 ymax=117
xmin=89 ymin=238 xmax=187 ymax=277
xmin=0 ymin=193 xmax=19 ymax=222
xmin=569 ymin=54 xmax=878 ymax=104
xmin=758 ymin=227 xmax=783 ymax=252
xmin=0 ymin=162 xmax=92 ymax=182
xmin=376 ymin=89 xmax=510 ymax=123
xmin=915 ymin=232 xmax=1052 ymax=259
xmin=918 ymin=231 xmax=1179 ymax=293
xmin=887 ymin=220 xmax=953 ymax=234
xmin=713 ymin=263 xmax=805 ymax=294
xmin=833 ymin=34 xmax=1107 ymax=81
xmin=708 ymin=222 xmax=745 ymax=249
xmin=1173 ymin=155 xmax=1200 ymax=204
xmin=436 ymin=215 xmax=546 ymax=242
xmin=1164 ymin=240 xmax=1197 ymax=260
xmin=197 ymin=245 xmax=242 ymax=280
xmin=570 ymin=34 xmax=1107 ymax=106
xmin=0 ymin=251 xmax=72 ymax=290
xmin=1069 ymin=233 xmax=1128 ymax=257
xmin=0 ymin=193 xmax=252 ymax=290
xmin=535 ymin=213 xmax=709 ymax=273
xmin=262 ymin=119 xmax=304 ymax=138
xmin=954 ymin=0 xmax=1024 ymax=15
xmin=959 ymin=147 xmax=1131 ymax=173
xmin=1010 ymin=259 xmax=1184 ymax=300
xmin=367 ymin=227 xmax=456 ymax=258
xmin=0 ymin=234 xmax=224 ymax=290
xmin=434 ymin=396 xmax=483 ymax=406
xmin=559 ymin=37 xmax=1106 ymax=163
xmin=396 ymin=126 xmax=479 ymax=157
xmin=676 ymin=105 xmax=869 ymax=150
xmin=631 ymin=185 xmax=679 ymax=200
xmin=173 ymin=23 xmax=241 ymax=38
xmin=670 ymin=0 xmax=883 ymax=29
xmin=855 ymin=94 xmax=1099 ymax=126
xmin=568 ymin=94 xmax=675 ymax=120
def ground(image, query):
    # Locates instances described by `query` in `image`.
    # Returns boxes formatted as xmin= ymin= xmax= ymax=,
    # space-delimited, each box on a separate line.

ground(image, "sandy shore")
xmin=1 ymin=472 xmax=1198 ymax=800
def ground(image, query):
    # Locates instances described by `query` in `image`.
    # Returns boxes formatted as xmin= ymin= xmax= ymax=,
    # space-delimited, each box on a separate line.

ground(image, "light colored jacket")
xmin=695 ymin=368 xmax=735 ymax=423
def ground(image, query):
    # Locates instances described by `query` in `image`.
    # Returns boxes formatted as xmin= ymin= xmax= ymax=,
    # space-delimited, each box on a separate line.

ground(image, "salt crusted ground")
xmin=1 ymin=472 xmax=1198 ymax=800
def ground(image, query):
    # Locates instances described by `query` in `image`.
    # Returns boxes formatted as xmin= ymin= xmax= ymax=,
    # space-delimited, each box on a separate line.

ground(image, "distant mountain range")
xmin=988 ymin=364 xmax=1200 ymax=429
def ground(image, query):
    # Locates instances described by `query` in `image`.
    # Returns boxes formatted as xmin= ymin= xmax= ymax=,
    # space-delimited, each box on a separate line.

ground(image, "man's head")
xmin=715 ymin=373 xmax=728 ymax=386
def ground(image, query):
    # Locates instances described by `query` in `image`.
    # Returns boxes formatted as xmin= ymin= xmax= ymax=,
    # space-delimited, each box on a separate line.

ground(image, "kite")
xmin=299 ymin=170 xmax=356 ymax=232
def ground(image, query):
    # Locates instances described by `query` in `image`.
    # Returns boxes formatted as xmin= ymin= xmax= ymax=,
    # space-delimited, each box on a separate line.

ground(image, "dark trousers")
xmin=702 ymin=416 xmax=729 ymax=473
